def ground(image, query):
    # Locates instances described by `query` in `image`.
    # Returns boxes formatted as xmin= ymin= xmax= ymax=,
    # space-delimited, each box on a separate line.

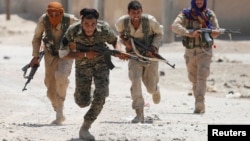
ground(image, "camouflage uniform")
xmin=59 ymin=20 xmax=117 ymax=123
xmin=172 ymin=9 xmax=219 ymax=113
xmin=32 ymin=13 xmax=78 ymax=123
xmin=115 ymin=14 xmax=163 ymax=122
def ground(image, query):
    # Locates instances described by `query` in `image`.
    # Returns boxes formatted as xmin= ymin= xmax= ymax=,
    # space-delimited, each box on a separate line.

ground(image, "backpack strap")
xmin=123 ymin=15 xmax=130 ymax=38
xmin=61 ymin=13 xmax=70 ymax=34
xmin=141 ymin=14 xmax=150 ymax=46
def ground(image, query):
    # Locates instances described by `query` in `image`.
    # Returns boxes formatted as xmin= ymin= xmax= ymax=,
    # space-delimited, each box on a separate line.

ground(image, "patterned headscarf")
xmin=183 ymin=0 xmax=213 ymax=28
xmin=46 ymin=2 xmax=64 ymax=27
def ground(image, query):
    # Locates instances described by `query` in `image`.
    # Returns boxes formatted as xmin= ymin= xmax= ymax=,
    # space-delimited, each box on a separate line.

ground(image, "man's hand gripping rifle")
xmin=75 ymin=43 xmax=149 ymax=70
xmin=125 ymin=35 xmax=175 ymax=69
xmin=22 ymin=49 xmax=44 ymax=91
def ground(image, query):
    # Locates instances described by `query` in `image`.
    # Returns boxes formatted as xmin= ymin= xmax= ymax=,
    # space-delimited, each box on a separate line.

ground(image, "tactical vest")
xmin=123 ymin=14 xmax=154 ymax=47
xmin=182 ymin=10 xmax=213 ymax=49
xmin=43 ymin=13 xmax=70 ymax=56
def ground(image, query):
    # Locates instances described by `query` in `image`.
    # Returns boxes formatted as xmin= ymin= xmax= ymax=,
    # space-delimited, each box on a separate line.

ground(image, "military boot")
xmin=51 ymin=105 xmax=65 ymax=125
xmin=152 ymin=91 xmax=161 ymax=104
xmin=131 ymin=109 xmax=144 ymax=123
xmin=194 ymin=95 xmax=205 ymax=114
xmin=79 ymin=121 xmax=95 ymax=141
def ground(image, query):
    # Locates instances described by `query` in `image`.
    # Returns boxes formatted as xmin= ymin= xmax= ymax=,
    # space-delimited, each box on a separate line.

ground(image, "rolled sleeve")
xmin=115 ymin=15 xmax=126 ymax=34
xmin=171 ymin=14 xmax=190 ymax=37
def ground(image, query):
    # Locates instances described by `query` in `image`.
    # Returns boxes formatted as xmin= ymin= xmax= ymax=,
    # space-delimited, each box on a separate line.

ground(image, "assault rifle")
xmin=22 ymin=50 xmax=44 ymax=91
xmin=186 ymin=28 xmax=241 ymax=41
xmin=129 ymin=37 xmax=175 ymax=69
xmin=75 ymin=44 xmax=149 ymax=70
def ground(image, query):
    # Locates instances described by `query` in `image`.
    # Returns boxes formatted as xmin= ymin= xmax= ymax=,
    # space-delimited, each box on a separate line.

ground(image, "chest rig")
xmin=182 ymin=10 xmax=213 ymax=49
xmin=43 ymin=13 xmax=70 ymax=56
xmin=123 ymin=14 xmax=154 ymax=54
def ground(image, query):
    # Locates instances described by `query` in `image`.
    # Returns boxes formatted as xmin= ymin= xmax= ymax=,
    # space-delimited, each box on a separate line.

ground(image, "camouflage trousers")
xmin=184 ymin=47 xmax=212 ymax=100
xmin=128 ymin=59 xmax=160 ymax=110
xmin=44 ymin=52 xmax=73 ymax=111
xmin=74 ymin=56 xmax=109 ymax=122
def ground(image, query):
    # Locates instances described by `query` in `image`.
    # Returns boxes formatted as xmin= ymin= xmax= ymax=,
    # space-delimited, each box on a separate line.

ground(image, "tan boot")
xmin=131 ymin=109 xmax=144 ymax=123
xmin=193 ymin=96 xmax=205 ymax=114
xmin=194 ymin=102 xmax=205 ymax=114
xmin=51 ymin=105 xmax=65 ymax=125
xmin=79 ymin=121 xmax=95 ymax=140
xmin=152 ymin=91 xmax=161 ymax=104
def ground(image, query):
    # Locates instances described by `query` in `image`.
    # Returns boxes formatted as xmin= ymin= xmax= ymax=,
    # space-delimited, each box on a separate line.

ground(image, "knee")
xmin=74 ymin=92 xmax=91 ymax=108
xmin=75 ymin=99 xmax=91 ymax=108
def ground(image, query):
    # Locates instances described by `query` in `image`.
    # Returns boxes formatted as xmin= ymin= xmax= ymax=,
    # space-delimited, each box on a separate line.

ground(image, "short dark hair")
xmin=80 ymin=8 xmax=99 ymax=20
xmin=127 ymin=0 xmax=142 ymax=11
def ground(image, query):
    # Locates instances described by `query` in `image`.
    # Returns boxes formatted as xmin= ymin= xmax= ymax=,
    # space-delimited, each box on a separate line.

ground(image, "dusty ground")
xmin=0 ymin=14 xmax=250 ymax=141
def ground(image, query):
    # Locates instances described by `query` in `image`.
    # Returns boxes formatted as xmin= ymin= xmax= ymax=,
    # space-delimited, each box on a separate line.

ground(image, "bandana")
xmin=46 ymin=2 xmax=64 ymax=27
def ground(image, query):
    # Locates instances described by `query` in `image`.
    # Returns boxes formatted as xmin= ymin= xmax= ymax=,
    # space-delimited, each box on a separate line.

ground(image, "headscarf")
xmin=183 ymin=0 xmax=213 ymax=28
xmin=46 ymin=2 xmax=64 ymax=27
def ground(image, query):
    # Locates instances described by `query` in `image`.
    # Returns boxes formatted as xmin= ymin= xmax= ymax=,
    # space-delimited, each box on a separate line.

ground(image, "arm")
xmin=209 ymin=10 xmax=220 ymax=38
xmin=30 ymin=14 xmax=46 ymax=67
xmin=32 ymin=15 xmax=45 ymax=57
xmin=114 ymin=16 xmax=133 ymax=52
xmin=59 ymin=25 xmax=85 ymax=60
xmin=171 ymin=13 xmax=201 ymax=38
xmin=148 ymin=15 xmax=164 ymax=49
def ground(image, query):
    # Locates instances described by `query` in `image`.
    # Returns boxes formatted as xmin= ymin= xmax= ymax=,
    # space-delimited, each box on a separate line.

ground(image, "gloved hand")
xmin=30 ymin=57 xmax=39 ymax=67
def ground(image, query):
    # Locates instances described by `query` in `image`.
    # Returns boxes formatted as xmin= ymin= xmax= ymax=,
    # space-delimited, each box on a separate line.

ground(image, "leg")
xmin=184 ymin=50 xmax=199 ymax=113
xmin=142 ymin=61 xmax=160 ymax=104
xmin=52 ymin=59 xmax=73 ymax=124
xmin=44 ymin=54 xmax=65 ymax=124
xmin=128 ymin=60 xmax=144 ymax=123
xmin=74 ymin=64 xmax=93 ymax=108
xmin=194 ymin=52 xmax=212 ymax=113
xmin=79 ymin=61 xmax=109 ymax=140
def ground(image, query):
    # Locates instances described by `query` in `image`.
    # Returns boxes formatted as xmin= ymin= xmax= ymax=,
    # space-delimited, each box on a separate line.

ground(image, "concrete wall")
xmin=1 ymin=0 xmax=249 ymax=37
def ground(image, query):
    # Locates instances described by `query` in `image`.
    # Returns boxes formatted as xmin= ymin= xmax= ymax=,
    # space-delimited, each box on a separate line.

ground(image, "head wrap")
xmin=183 ymin=0 xmax=213 ymax=28
xmin=191 ymin=0 xmax=207 ymax=11
xmin=80 ymin=8 xmax=99 ymax=20
xmin=46 ymin=2 xmax=64 ymax=27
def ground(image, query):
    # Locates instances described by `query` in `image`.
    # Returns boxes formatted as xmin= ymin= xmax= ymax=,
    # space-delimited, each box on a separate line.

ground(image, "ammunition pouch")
xmin=182 ymin=32 xmax=213 ymax=49
xmin=182 ymin=37 xmax=196 ymax=49
xmin=42 ymin=38 xmax=58 ymax=56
